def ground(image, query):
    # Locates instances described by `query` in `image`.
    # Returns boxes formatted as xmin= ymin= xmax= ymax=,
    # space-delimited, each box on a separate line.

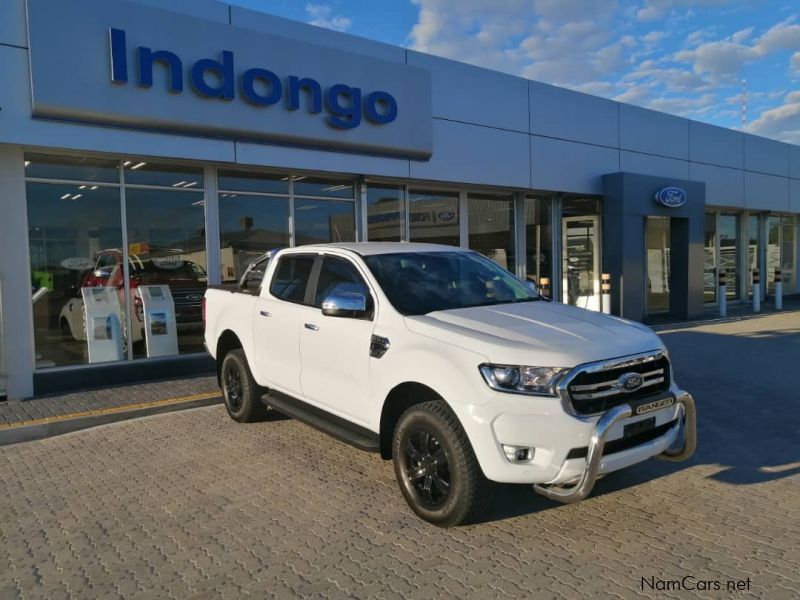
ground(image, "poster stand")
xmin=82 ymin=287 xmax=124 ymax=364
xmin=138 ymin=285 xmax=179 ymax=358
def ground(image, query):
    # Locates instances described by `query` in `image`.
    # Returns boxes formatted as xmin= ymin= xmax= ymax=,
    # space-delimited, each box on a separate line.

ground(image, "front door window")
xmin=561 ymin=216 xmax=600 ymax=310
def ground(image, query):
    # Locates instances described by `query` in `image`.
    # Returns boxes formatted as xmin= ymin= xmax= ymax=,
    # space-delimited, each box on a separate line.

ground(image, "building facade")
xmin=1 ymin=0 xmax=799 ymax=399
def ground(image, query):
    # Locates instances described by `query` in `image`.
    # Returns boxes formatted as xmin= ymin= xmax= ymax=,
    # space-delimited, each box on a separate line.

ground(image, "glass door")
xmin=646 ymin=217 xmax=671 ymax=314
xmin=746 ymin=215 xmax=761 ymax=300
xmin=561 ymin=216 xmax=600 ymax=310
xmin=719 ymin=214 xmax=740 ymax=301
xmin=704 ymin=212 xmax=717 ymax=303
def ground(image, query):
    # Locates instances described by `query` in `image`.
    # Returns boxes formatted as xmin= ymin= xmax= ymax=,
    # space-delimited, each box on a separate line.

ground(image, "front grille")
xmin=171 ymin=289 xmax=205 ymax=306
xmin=566 ymin=353 xmax=671 ymax=415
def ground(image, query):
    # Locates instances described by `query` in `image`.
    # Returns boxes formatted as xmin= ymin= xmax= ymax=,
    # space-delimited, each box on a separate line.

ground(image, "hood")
xmin=404 ymin=301 xmax=663 ymax=367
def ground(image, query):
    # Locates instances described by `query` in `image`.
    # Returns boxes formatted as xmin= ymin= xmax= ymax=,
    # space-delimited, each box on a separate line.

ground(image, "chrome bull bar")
xmin=533 ymin=391 xmax=696 ymax=503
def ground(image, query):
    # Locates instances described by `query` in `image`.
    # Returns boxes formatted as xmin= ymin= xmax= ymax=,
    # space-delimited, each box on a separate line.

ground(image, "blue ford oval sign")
xmin=654 ymin=186 xmax=688 ymax=208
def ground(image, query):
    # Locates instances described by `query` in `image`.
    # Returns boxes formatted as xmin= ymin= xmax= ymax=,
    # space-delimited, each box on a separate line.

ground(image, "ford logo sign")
xmin=617 ymin=372 xmax=644 ymax=393
xmin=437 ymin=210 xmax=456 ymax=222
xmin=654 ymin=186 xmax=687 ymax=208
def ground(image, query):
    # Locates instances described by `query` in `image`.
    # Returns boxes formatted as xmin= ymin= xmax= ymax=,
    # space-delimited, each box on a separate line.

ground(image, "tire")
xmin=220 ymin=349 xmax=269 ymax=423
xmin=392 ymin=400 xmax=493 ymax=527
xmin=60 ymin=318 xmax=72 ymax=339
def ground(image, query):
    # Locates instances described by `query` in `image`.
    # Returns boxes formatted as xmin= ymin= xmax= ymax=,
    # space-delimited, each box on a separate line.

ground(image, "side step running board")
xmin=262 ymin=390 xmax=380 ymax=453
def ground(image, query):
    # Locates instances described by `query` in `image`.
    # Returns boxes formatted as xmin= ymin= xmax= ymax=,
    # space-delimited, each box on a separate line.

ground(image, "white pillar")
xmin=775 ymin=269 xmax=783 ymax=311
xmin=0 ymin=145 xmax=35 ymax=398
xmin=719 ymin=270 xmax=727 ymax=318
xmin=601 ymin=273 xmax=611 ymax=314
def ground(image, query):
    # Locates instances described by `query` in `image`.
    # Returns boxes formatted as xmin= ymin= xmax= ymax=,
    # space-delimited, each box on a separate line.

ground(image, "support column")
xmin=203 ymin=166 xmax=221 ymax=285
xmin=0 ymin=145 xmax=35 ymax=398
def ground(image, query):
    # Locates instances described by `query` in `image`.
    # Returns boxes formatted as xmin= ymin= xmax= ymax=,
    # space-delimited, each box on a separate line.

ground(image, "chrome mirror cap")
xmin=321 ymin=291 xmax=367 ymax=317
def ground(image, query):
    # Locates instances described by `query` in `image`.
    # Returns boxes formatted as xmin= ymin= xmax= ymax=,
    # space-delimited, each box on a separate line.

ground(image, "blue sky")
xmin=228 ymin=1 xmax=800 ymax=143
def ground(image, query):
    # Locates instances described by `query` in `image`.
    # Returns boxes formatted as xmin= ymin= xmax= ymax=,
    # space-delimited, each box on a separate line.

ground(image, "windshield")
xmin=363 ymin=251 xmax=538 ymax=315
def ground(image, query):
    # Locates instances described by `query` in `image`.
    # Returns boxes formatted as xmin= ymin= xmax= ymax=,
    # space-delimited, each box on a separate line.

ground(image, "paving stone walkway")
xmin=0 ymin=313 xmax=798 ymax=598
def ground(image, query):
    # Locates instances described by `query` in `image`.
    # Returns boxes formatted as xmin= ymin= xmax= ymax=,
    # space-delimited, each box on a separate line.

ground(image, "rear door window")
xmin=269 ymin=255 xmax=316 ymax=304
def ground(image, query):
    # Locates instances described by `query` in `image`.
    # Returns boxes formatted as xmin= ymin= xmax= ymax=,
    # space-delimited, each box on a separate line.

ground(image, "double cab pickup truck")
xmin=204 ymin=243 xmax=696 ymax=526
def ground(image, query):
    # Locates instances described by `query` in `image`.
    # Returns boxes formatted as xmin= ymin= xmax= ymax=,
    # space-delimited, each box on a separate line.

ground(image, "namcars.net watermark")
xmin=642 ymin=575 xmax=752 ymax=593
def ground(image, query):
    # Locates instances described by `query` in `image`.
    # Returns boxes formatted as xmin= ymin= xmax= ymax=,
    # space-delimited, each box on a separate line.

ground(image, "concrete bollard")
xmin=752 ymin=268 xmax=761 ymax=313
xmin=718 ymin=270 xmax=727 ymax=318
xmin=775 ymin=269 xmax=783 ymax=311
xmin=539 ymin=277 xmax=550 ymax=300
xmin=601 ymin=273 xmax=611 ymax=314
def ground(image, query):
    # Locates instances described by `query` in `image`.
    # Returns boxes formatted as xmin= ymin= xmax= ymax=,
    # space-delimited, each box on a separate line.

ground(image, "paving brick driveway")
xmin=1 ymin=313 xmax=798 ymax=599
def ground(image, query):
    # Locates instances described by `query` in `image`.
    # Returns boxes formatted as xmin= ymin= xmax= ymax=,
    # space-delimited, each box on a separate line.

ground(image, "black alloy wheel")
xmin=220 ymin=349 xmax=268 ymax=423
xmin=223 ymin=363 xmax=244 ymax=414
xmin=401 ymin=428 xmax=451 ymax=509
xmin=392 ymin=400 xmax=493 ymax=527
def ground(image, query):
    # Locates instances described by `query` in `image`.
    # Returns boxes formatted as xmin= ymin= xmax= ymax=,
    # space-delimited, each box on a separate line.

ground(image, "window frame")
xmin=310 ymin=254 xmax=376 ymax=320
xmin=267 ymin=253 xmax=319 ymax=307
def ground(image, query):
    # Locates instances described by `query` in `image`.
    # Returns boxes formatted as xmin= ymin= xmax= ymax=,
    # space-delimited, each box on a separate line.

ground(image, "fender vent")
xmin=369 ymin=335 xmax=390 ymax=359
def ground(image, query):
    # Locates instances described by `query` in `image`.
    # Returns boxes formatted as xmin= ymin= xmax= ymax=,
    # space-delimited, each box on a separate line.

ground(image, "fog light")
xmin=502 ymin=445 xmax=534 ymax=463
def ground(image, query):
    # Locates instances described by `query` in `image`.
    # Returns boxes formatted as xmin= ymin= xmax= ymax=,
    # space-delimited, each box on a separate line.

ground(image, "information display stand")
xmin=82 ymin=287 xmax=124 ymax=364
xmin=138 ymin=285 xmax=179 ymax=358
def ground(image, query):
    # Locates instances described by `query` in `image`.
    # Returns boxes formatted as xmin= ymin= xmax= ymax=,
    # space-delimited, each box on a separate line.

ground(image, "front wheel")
xmin=392 ymin=400 xmax=493 ymax=527
xmin=220 ymin=349 xmax=268 ymax=423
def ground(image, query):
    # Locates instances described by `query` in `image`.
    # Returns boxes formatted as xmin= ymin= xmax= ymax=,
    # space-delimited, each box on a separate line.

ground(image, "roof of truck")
xmin=287 ymin=242 xmax=470 ymax=256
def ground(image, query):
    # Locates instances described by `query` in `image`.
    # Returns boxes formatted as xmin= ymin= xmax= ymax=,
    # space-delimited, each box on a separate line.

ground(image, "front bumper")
xmin=449 ymin=385 xmax=696 ymax=489
xmin=533 ymin=390 xmax=696 ymax=503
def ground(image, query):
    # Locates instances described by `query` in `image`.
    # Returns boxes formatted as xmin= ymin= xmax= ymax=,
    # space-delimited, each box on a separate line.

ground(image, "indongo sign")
xmin=27 ymin=0 xmax=433 ymax=158
xmin=109 ymin=29 xmax=398 ymax=130
xmin=654 ymin=186 xmax=688 ymax=208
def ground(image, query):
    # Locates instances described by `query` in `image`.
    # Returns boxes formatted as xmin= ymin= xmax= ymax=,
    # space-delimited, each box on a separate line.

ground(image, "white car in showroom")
xmin=204 ymin=243 xmax=696 ymax=526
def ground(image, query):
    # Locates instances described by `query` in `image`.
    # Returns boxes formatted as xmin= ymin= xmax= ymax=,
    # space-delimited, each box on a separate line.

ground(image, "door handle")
xmin=304 ymin=323 xmax=319 ymax=331
xmin=259 ymin=310 xmax=271 ymax=317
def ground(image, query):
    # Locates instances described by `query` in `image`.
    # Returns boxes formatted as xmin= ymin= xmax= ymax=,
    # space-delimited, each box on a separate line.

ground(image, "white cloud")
xmin=637 ymin=0 xmax=727 ymax=22
xmin=748 ymin=91 xmax=800 ymax=144
xmin=305 ymin=4 xmax=352 ymax=32
xmin=406 ymin=0 xmax=800 ymax=141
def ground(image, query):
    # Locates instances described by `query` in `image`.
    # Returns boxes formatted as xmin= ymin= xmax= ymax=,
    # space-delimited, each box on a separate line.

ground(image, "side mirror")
xmin=321 ymin=291 xmax=367 ymax=318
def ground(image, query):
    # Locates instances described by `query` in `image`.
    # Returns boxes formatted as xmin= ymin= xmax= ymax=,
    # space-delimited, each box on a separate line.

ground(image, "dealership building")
xmin=1 ymin=0 xmax=799 ymax=399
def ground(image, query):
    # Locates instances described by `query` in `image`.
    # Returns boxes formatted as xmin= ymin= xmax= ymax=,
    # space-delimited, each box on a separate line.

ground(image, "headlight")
xmin=479 ymin=364 xmax=569 ymax=397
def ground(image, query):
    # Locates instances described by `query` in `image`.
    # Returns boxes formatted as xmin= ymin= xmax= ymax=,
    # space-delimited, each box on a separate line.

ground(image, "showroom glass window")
xmin=467 ymin=193 xmax=515 ymax=271
xmin=366 ymin=185 xmax=404 ymax=242
xmin=704 ymin=212 xmax=717 ymax=303
xmin=25 ymin=154 xmax=125 ymax=367
xmin=292 ymin=176 xmax=356 ymax=245
xmin=218 ymin=170 xmax=290 ymax=283
xmin=525 ymin=196 xmax=553 ymax=294
xmin=767 ymin=215 xmax=796 ymax=293
xmin=408 ymin=190 xmax=460 ymax=246
xmin=123 ymin=161 xmax=206 ymax=358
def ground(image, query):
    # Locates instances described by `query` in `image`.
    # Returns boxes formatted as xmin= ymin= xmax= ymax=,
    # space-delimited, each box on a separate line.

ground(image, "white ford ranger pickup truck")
xmin=204 ymin=243 xmax=696 ymax=526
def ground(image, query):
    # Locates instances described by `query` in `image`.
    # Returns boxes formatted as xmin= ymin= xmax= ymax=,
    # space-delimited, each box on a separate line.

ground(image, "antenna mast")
xmin=741 ymin=78 xmax=747 ymax=130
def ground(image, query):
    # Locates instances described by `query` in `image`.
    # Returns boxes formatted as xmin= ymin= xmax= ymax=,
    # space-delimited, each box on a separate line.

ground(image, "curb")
xmin=0 ymin=392 xmax=222 ymax=447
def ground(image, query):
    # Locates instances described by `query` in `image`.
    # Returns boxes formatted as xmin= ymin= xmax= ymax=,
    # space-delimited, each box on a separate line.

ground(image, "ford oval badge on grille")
xmin=618 ymin=372 xmax=644 ymax=393
xmin=186 ymin=294 xmax=203 ymax=302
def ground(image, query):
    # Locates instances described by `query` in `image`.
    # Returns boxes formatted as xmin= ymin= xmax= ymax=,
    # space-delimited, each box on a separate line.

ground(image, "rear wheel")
xmin=60 ymin=318 xmax=72 ymax=339
xmin=220 ymin=349 xmax=268 ymax=423
xmin=392 ymin=400 xmax=492 ymax=527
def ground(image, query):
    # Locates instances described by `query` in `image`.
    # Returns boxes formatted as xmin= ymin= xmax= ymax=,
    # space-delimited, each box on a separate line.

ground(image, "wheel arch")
xmin=379 ymin=381 xmax=449 ymax=460
xmin=216 ymin=329 xmax=243 ymax=384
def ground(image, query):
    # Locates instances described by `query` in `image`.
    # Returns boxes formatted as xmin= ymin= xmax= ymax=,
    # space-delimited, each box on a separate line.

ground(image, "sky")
xmin=227 ymin=0 xmax=800 ymax=144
